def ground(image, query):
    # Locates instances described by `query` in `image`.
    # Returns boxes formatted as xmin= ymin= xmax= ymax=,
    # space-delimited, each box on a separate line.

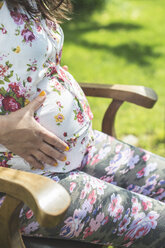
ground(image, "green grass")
xmin=62 ymin=0 xmax=165 ymax=157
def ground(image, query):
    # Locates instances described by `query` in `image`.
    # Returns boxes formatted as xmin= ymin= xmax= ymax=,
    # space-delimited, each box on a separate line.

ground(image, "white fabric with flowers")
xmin=0 ymin=1 xmax=94 ymax=173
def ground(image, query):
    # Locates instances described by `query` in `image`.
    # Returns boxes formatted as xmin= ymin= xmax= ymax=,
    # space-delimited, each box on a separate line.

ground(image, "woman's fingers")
xmin=25 ymin=155 xmax=43 ymax=169
xmin=39 ymin=125 xmax=69 ymax=153
xmin=32 ymin=150 xmax=58 ymax=166
xmin=40 ymin=142 xmax=66 ymax=161
xmin=25 ymin=91 xmax=46 ymax=113
xmin=62 ymin=65 xmax=68 ymax=71
xmin=27 ymin=91 xmax=69 ymax=153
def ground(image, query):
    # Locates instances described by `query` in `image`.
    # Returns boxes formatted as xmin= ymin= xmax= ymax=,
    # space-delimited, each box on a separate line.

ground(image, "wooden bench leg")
xmin=102 ymin=99 xmax=123 ymax=137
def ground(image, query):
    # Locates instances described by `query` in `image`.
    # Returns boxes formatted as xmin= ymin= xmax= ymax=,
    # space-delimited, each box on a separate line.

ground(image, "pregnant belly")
xmin=36 ymin=88 xmax=92 ymax=172
xmin=0 ymin=76 xmax=93 ymax=173
xmin=36 ymin=86 xmax=90 ymax=141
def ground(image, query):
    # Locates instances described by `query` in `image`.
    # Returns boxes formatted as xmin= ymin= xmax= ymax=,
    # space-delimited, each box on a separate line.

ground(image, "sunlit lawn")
xmin=62 ymin=0 xmax=165 ymax=158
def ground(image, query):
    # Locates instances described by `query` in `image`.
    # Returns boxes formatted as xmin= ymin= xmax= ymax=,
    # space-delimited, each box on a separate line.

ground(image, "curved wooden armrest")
xmin=0 ymin=167 xmax=71 ymax=227
xmin=80 ymin=83 xmax=158 ymax=108
xmin=80 ymin=83 xmax=158 ymax=137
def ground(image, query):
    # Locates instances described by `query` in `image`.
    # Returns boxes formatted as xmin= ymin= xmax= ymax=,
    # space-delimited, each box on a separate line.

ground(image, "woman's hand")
xmin=0 ymin=92 xmax=69 ymax=169
xmin=62 ymin=65 xmax=68 ymax=71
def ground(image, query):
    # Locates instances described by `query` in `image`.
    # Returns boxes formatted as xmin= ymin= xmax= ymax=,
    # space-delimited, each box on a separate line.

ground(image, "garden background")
xmin=62 ymin=0 xmax=165 ymax=157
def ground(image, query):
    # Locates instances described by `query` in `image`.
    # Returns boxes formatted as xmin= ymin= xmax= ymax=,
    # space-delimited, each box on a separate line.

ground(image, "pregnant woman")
xmin=0 ymin=1 xmax=165 ymax=247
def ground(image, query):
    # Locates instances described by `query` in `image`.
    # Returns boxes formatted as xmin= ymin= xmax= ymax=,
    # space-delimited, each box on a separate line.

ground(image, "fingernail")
xmin=62 ymin=156 xmax=67 ymax=161
xmin=39 ymin=91 xmax=46 ymax=97
xmin=64 ymin=146 xmax=70 ymax=152
xmin=53 ymin=162 xmax=58 ymax=167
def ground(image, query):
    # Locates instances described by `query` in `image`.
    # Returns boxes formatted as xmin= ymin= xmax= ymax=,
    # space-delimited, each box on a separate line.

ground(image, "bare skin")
xmin=0 ymin=93 xmax=69 ymax=169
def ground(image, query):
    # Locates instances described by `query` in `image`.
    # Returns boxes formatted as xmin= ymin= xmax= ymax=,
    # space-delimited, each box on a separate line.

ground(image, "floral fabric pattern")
xmin=0 ymin=2 xmax=165 ymax=248
xmin=0 ymin=1 xmax=94 ymax=173
xmin=17 ymin=130 xmax=165 ymax=248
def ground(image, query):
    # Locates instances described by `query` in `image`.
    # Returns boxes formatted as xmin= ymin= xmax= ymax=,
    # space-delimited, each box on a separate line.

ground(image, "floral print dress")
xmin=0 ymin=0 xmax=93 ymax=173
xmin=0 ymin=1 xmax=165 ymax=248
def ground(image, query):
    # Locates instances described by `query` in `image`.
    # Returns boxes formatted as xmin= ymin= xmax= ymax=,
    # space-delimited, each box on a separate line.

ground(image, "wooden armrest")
xmin=80 ymin=83 xmax=158 ymax=137
xmin=80 ymin=83 xmax=158 ymax=108
xmin=0 ymin=167 xmax=71 ymax=227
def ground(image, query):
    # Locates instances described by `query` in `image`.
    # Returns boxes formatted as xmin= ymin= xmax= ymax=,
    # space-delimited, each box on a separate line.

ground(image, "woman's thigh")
xmin=20 ymin=170 xmax=165 ymax=248
xmin=81 ymin=130 xmax=165 ymax=202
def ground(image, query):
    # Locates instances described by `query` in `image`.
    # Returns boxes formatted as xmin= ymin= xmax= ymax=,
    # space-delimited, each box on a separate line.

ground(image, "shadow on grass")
xmin=75 ymin=40 xmax=159 ymax=66
xmin=63 ymin=21 xmax=161 ymax=66
xmin=154 ymin=137 xmax=165 ymax=147
xmin=65 ymin=21 xmax=142 ymax=33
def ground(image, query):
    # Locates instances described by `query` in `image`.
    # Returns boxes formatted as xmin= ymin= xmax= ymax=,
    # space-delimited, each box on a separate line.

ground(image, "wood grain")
xmin=80 ymin=83 xmax=158 ymax=108
xmin=0 ymin=167 xmax=71 ymax=228
xmin=80 ymin=83 xmax=158 ymax=137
